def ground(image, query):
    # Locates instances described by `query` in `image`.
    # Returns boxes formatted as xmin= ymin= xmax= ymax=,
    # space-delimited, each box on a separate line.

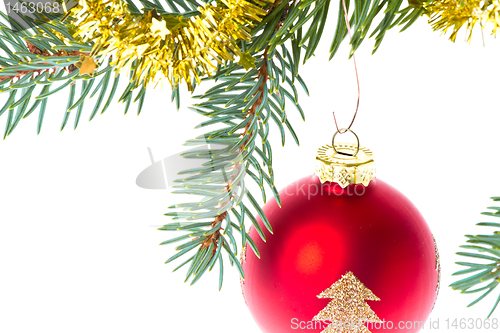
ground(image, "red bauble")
xmin=242 ymin=175 xmax=439 ymax=333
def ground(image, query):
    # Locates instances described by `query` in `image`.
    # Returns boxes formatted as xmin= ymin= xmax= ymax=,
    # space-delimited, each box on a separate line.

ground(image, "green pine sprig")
xmin=161 ymin=38 xmax=304 ymax=288
xmin=451 ymin=198 xmax=500 ymax=317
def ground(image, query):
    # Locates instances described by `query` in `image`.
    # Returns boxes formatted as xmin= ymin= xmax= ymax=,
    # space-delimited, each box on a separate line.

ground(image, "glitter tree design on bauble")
xmin=313 ymin=272 xmax=382 ymax=333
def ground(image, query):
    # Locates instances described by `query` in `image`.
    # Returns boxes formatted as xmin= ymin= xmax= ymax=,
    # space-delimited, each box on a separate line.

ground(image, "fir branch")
xmin=329 ymin=0 xmax=425 ymax=58
xmin=163 ymin=48 xmax=273 ymax=288
xmin=0 ymin=8 xmax=154 ymax=136
xmin=162 ymin=0 xmax=309 ymax=286
xmin=451 ymin=198 xmax=500 ymax=318
xmin=254 ymin=0 xmax=425 ymax=63
xmin=200 ymin=46 xmax=269 ymax=262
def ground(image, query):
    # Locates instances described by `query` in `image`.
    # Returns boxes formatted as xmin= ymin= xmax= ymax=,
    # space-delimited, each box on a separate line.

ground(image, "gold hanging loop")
xmin=332 ymin=128 xmax=360 ymax=157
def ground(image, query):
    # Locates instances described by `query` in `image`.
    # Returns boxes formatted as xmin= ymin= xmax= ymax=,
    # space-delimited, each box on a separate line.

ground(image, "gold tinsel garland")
xmin=423 ymin=0 xmax=500 ymax=42
xmin=65 ymin=0 xmax=500 ymax=89
xmin=68 ymin=0 xmax=274 ymax=90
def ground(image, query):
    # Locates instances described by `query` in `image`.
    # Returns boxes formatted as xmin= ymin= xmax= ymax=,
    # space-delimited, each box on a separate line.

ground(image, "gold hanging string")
xmin=332 ymin=0 xmax=360 ymax=134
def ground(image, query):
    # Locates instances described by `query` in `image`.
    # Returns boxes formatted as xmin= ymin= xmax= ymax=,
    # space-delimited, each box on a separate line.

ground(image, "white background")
xmin=1 ymin=5 xmax=500 ymax=333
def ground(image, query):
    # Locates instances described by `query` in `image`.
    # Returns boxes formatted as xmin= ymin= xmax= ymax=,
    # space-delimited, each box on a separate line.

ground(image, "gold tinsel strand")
xmin=424 ymin=0 xmax=500 ymax=42
xmin=68 ymin=0 xmax=274 ymax=91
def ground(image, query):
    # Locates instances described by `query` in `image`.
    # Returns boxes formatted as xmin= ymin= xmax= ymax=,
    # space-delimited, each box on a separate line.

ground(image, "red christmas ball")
xmin=241 ymin=175 xmax=439 ymax=333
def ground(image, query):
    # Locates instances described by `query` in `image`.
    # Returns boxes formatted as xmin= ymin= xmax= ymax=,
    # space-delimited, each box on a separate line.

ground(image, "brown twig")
xmin=0 ymin=42 xmax=88 ymax=82
xmin=190 ymin=3 xmax=290 ymax=260
xmin=199 ymin=46 xmax=271 ymax=256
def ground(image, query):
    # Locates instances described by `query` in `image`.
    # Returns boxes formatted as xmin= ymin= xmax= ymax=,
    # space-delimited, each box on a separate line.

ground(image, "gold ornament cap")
xmin=315 ymin=129 xmax=375 ymax=188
